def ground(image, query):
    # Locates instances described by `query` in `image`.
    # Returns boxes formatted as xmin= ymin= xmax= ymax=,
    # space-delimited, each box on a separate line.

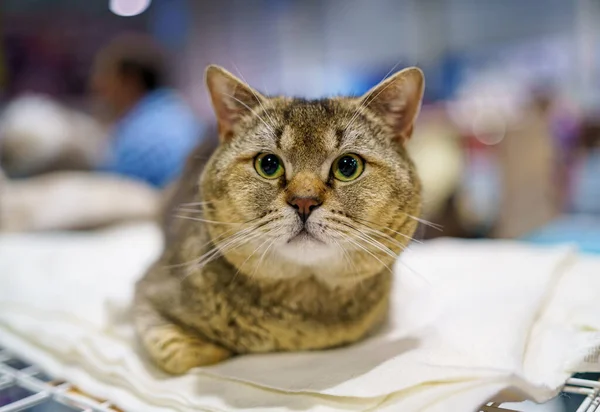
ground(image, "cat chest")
xmin=179 ymin=288 xmax=389 ymax=353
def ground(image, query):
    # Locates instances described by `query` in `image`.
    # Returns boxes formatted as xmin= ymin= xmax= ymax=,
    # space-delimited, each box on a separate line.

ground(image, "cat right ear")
xmin=359 ymin=67 xmax=425 ymax=143
xmin=205 ymin=65 xmax=266 ymax=141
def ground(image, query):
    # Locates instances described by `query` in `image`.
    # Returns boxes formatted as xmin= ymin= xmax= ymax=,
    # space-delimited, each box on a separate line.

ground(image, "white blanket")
xmin=1 ymin=223 xmax=600 ymax=412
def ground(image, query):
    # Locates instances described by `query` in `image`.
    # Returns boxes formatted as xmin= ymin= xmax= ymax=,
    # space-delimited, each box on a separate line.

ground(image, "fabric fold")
xmin=1 ymin=224 xmax=599 ymax=411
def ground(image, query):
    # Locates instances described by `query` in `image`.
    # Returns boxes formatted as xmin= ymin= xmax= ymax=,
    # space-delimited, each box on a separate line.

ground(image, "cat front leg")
xmin=133 ymin=291 xmax=232 ymax=374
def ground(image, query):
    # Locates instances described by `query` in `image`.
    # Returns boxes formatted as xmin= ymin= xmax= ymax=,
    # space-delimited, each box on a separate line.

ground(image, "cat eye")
xmin=332 ymin=154 xmax=364 ymax=182
xmin=254 ymin=153 xmax=285 ymax=179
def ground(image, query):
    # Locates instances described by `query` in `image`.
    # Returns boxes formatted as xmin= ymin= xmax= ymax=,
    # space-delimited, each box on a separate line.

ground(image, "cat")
xmin=134 ymin=65 xmax=424 ymax=374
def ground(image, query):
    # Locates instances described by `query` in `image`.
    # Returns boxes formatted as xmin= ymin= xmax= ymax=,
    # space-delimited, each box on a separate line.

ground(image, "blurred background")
xmin=0 ymin=0 xmax=599 ymax=244
xmin=0 ymin=1 xmax=599 ymax=411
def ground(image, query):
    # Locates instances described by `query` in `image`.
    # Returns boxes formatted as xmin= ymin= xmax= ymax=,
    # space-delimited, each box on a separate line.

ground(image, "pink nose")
xmin=288 ymin=197 xmax=322 ymax=223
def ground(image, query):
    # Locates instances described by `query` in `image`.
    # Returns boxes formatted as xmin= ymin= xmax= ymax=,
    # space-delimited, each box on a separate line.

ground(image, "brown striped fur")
xmin=134 ymin=65 xmax=425 ymax=374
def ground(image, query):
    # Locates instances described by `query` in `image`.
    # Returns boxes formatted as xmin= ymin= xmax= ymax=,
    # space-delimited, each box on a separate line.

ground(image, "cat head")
xmin=200 ymin=65 xmax=424 ymax=281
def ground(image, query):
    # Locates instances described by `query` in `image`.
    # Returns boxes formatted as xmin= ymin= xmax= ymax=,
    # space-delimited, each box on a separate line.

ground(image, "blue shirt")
xmin=99 ymin=89 xmax=203 ymax=188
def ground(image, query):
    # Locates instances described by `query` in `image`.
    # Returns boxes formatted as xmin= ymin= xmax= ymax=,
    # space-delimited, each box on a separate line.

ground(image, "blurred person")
xmin=0 ymin=35 xmax=212 ymax=233
xmin=91 ymin=34 xmax=204 ymax=188
xmin=493 ymin=92 xmax=561 ymax=238
xmin=0 ymin=119 xmax=217 ymax=234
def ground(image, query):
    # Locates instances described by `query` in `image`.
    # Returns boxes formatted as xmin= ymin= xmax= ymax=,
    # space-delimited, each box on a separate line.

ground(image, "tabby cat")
xmin=134 ymin=65 xmax=425 ymax=374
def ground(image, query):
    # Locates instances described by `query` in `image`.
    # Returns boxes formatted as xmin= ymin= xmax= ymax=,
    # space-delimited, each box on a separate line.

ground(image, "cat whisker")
xmin=331 ymin=236 xmax=365 ymax=289
xmin=229 ymin=232 xmax=277 ymax=285
xmin=345 ymin=226 xmax=399 ymax=260
xmin=345 ymin=77 xmax=404 ymax=133
xmin=402 ymin=213 xmax=444 ymax=231
xmin=231 ymin=63 xmax=278 ymax=130
xmin=251 ymin=234 xmax=280 ymax=280
xmin=208 ymin=216 xmax=272 ymax=245
xmin=344 ymin=60 xmax=403 ymax=132
xmin=331 ymin=237 xmax=356 ymax=273
xmin=340 ymin=220 xmax=430 ymax=284
xmin=361 ymin=228 xmax=412 ymax=252
xmin=334 ymin=229 xmax=394 ymax=275
xmin=181 ymin=229 xmax=265 ymax=275
xmin=353 ymin=216 xmax=423 ymax=244
xmin=330 ymin=218 xmax=402 ymax=258
xmin=206 ymin=224 xmax=263 ymax=253
xmin=209 ymin=219 xmax=275 ymax=254
xmin=167 ymin=217 xmax=272 ymax=270
xmin=173 ymin=215 xmax=245 ymax=225
xmin=188 ymin=213 xmax=280 ymax=269
xmin=261 ymin=78 xmax=271 ymax=97
xmin=222 ymin=92 xmax=277 ymax=136
xmin=347 ymin=219 xmax=414 ymax=250
xmin=175 ymin=208 xmax=207 ymax=214
xmin=178 ymin=201 xmax=214 ymax=207
xmin=331 ymin=227 xmax=430 ymax=285
xmin=176 ymin=215 xmax=268 ymax=261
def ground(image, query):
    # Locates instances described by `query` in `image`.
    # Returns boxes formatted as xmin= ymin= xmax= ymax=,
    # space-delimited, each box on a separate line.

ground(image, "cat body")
xmin=135 ymin=65 xmax=424 ymax=374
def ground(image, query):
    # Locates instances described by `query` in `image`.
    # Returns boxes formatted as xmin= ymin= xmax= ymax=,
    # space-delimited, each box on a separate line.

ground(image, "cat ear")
xmin=360 ymin=67 xmax=424 ymax=142
xmin=205 ymin=65 xmax=266 ymax=141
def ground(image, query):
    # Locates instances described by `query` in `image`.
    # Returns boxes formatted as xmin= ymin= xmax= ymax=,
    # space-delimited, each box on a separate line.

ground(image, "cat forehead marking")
xmin=275 ymin=99 xmax=349 ymax=155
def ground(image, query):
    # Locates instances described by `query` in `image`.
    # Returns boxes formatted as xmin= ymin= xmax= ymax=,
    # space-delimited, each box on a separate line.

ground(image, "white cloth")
xmin=1 ymin=223 xmax=600 ymax=412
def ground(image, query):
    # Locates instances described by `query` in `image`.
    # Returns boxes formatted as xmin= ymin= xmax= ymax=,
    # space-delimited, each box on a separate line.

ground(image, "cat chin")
xmin=275 ymin=238 xmax=341 ymax=265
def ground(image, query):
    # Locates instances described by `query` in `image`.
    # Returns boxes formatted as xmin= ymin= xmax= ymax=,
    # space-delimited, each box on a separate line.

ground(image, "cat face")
xmin=200 ymin=66 xmax=424 ymax=279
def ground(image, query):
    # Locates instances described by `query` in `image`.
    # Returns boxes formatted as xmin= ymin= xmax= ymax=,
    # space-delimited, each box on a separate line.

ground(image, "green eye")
xmin=254 ymin=153 xmax=284 ymax=179
xmin=333 ymin=154 xmax=364 ymax=182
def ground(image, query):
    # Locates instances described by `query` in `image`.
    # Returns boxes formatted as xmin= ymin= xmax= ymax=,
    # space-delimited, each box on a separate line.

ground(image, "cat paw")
xmin=143 ymin=325 xmax=232 ymax=375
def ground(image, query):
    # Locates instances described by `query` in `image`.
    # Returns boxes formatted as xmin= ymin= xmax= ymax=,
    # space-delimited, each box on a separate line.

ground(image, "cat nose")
xmin=288 ymin=197 xmax=322 ymax=223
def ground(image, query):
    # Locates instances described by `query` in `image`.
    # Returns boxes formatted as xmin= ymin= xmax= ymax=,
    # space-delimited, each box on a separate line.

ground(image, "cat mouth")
xmin=288 ymin=229 xmax=323 ymax=244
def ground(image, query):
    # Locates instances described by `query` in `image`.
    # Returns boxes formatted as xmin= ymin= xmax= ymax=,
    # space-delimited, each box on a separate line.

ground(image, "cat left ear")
xmin=360 ymin=67 xmax=425 ymax=142
xmin=205 ymin=65 xmax=266 ymax=141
